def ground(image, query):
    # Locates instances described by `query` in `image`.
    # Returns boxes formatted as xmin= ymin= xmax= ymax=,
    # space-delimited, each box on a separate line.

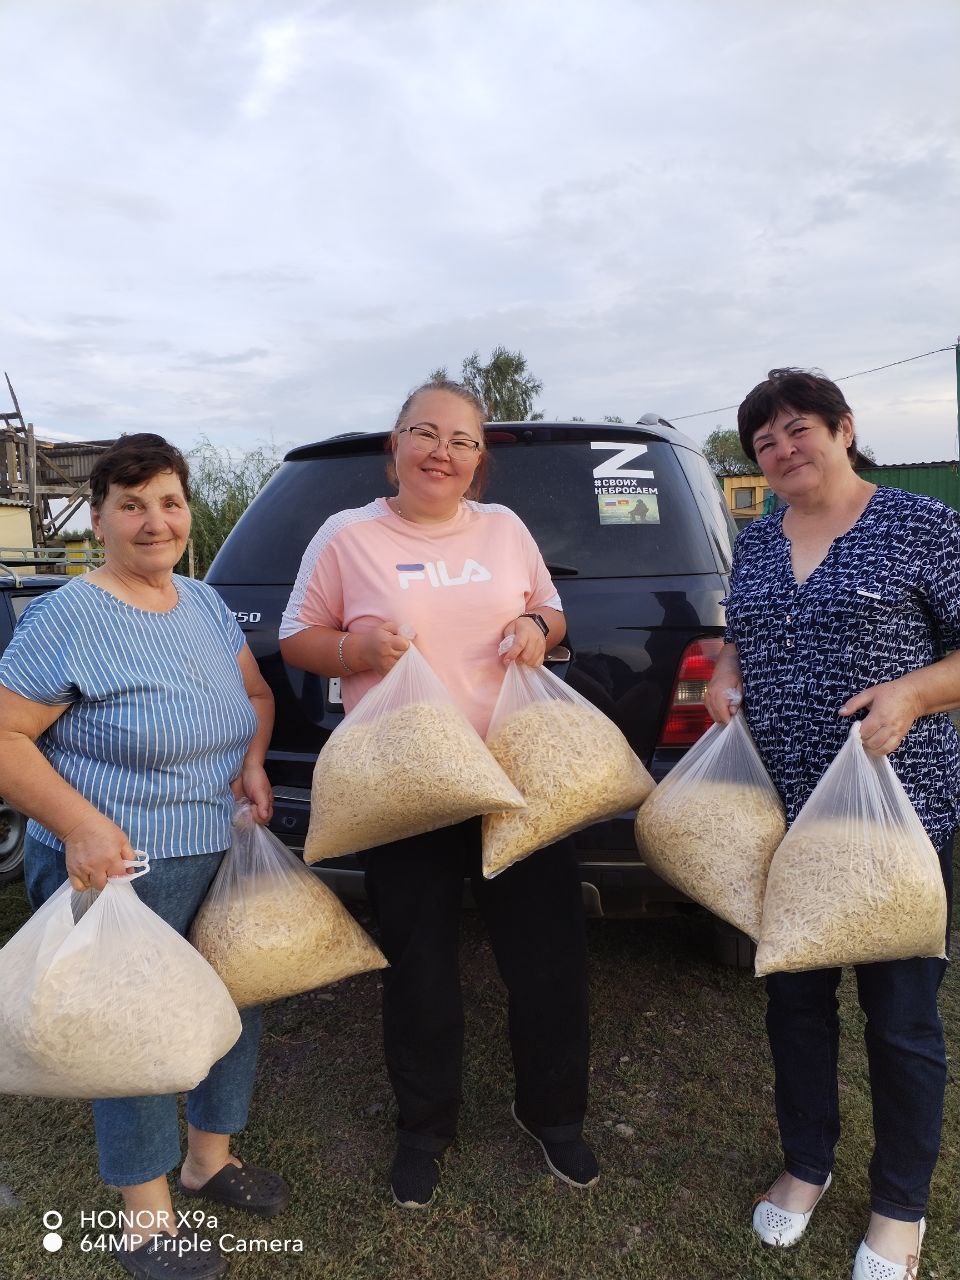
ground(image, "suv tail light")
xmin=658 ymin=637 xmax=724 ymax=747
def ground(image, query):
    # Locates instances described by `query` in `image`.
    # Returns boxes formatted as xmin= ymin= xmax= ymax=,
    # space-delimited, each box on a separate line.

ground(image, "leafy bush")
xmin=178 ymin=436 xmax=280 ymax=577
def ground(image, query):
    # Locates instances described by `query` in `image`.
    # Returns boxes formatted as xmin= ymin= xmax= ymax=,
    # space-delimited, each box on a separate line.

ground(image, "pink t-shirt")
xmin=280 ymin=498 xmax=562 ymax=737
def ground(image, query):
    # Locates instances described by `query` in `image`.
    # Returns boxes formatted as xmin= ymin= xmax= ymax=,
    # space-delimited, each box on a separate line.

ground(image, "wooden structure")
xmin=0 ymin=373 xmax=113 ymax=544
xmin=721 ymin=472 xmax=769 ymax=524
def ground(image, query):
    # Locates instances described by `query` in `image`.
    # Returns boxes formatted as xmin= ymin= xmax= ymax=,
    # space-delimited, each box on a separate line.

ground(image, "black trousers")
xmin=364 ymin=818 xmax=590 ymax=1153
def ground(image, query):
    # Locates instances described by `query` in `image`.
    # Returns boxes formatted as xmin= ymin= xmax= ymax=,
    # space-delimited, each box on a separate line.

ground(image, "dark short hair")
xmin=386 ymin=379 xmax=490 ymax=499
xmin=737 ymin=368 xmax=856 ymax=463
xmin=89 ymin=433 xmax=191 ymax=510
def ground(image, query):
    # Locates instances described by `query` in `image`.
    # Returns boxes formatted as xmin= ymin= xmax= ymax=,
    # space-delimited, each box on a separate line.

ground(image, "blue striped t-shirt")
xmin=0 ymin=575 xmax=257 ymax=859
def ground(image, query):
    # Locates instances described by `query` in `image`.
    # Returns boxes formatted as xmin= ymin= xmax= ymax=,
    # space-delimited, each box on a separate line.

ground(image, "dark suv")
xmin=207 ymin=419 xmax=737 ymax=921
xmin=0 ymin=571 xmax=67 ymax=883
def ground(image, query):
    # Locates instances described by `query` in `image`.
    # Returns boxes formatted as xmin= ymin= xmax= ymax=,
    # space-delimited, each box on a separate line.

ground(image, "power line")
xmin=835 ymin=345 xmax=956 ymax=381
xmin=669 ymin=345 xmax=957 ymax=422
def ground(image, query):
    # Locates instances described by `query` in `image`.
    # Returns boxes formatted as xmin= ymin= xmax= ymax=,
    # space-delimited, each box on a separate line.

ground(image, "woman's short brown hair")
xmin=89 ymin=433 xmax=191 ymax=510
xmin=737 ymin=368 xmax=856 ymax=464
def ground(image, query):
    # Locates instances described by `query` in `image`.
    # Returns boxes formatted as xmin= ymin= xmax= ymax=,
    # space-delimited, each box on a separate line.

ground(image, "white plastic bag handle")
xmin=233 ymin=799 xmax=256 ymax=830
xmin=71 ymin=853 xmax=149 ymax=923
xmin=109 ymin=852 xmax=150 ymax=883
xmin=725 ymin=687 xmax=743 ymax=712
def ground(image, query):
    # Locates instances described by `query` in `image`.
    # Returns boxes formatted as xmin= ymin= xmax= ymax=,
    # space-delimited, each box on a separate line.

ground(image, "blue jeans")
xmin=25 ymin=835 xmax=263 ymax=1187
xmin=764 ymin=833 xmax=953 ymax=1222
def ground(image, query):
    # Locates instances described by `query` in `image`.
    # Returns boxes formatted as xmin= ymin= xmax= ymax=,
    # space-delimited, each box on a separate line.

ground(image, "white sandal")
xmin=851 ymin=1219 xmax=925 ymax=1280
xmin=752 ymin=1172 xmax=832 ymax=1247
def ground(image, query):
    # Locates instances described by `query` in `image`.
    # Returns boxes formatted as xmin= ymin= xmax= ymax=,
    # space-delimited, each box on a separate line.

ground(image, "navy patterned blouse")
xmin=723 ymin=486 xmax=960 ymax=846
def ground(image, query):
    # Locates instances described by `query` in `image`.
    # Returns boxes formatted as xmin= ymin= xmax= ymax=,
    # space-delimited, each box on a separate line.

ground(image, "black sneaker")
xmin=390 ymin=1145 xmax=442 ymax=1209
xmin=512 ymin=1103 xmax=599 ymax=1188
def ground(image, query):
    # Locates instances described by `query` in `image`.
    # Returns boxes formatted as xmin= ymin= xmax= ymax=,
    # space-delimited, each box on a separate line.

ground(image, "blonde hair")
xmin=386 ymin=380 xmax=489 ymax=498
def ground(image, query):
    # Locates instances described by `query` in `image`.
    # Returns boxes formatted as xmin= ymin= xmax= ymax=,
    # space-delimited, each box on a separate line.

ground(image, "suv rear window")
xmin=487 ymin=433 xmax=719 ymax=577
xmin=213 ymin=428 xmax=724 ymax=584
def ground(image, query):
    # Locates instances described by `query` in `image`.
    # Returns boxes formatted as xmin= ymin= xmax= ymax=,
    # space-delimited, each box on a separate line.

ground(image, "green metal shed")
xmin=858 ymin=460 xmax=960 ymax=514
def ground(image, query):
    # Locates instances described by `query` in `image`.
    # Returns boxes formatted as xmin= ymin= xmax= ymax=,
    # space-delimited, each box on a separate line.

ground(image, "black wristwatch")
xmin=519 ymin=612 xmax=549 ymax=638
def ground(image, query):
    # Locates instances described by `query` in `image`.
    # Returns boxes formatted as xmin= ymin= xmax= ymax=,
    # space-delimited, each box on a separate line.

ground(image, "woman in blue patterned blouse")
xmin=706 ymin=369 xmax=960 ymax=1280
xmin=0 ymin=435 xmax=288 ymax=1280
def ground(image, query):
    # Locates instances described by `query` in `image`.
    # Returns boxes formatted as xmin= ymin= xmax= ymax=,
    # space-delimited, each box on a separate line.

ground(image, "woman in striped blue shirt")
xmin=0 ymin=434 xmax=287 ymax=1280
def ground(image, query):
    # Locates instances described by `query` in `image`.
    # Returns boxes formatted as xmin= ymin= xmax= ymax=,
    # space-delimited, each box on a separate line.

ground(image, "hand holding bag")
xmin=756 ymin=722 xmax=948 ymax=975
xmin=305 ymin=634 xmax=525 ymax=861
xmin=0 ymin=860 xmax=241 ymax=1098
xmin=482 ymin=661 xmax=654 ymax=878
xmin=191 ymin=802 xmax=387 ymax=1007
xmin=634 ymin=711 xmax=785 ymax=940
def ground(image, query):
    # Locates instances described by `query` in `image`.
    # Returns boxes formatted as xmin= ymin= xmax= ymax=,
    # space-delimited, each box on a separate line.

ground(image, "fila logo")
xmin=590 ymin=441 xmax=655 ymax=479
xmin=396 ymin=559 xmax=492 ymax=590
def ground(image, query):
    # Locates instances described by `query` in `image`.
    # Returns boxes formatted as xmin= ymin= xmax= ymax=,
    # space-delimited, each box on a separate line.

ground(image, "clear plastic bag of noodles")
xmin=482 ymin=659 xmax=654 ymax=878
xmin=756 ymin=721 xmax=948 ymax=976
xmin=304 ymin=631 xmax=525 ymax=861
xmin=0 ymin=860 xmax=241 ymax=1098
xmin=191 ymin=802 xmax=387 ymax=1007
xmin=634 ymin=710 xmax=786 ymax=940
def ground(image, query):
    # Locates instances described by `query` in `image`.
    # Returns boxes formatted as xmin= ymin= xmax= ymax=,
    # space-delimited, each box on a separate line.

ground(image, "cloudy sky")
xmin=2 ymin=0 xmax=958 ymax=463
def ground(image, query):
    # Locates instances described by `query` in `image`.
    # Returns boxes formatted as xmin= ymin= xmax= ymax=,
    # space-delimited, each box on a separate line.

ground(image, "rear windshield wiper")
xmin=547 ymin=563 xmax=579 ymax=577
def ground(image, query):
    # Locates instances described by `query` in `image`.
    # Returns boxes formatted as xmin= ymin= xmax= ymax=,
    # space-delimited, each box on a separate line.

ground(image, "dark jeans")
xmin=765 ymin=832 xmax=953 ymax=1221
xmin=364 ymin=819 xmax=590 ymax=1153
xmin=25 ymin=835 xmax=263 ymax=1187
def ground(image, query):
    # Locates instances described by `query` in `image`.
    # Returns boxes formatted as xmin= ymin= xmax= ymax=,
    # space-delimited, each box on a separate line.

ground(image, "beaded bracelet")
xmin=337 ymin=633 xmax=354 ymax=674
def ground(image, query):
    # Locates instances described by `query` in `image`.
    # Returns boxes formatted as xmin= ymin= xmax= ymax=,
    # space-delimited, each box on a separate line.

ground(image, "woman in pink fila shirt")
xmin=280 ymin=379 xmax=596 ymax=1209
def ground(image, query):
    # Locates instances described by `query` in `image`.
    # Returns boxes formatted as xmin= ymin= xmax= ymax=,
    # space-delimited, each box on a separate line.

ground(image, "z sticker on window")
xmin=590 ymin=442 xmax=660 ymax=526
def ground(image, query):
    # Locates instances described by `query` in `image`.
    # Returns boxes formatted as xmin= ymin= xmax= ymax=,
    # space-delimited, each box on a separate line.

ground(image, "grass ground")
xmin=0 ymin=880 xmax=957 ymax=1280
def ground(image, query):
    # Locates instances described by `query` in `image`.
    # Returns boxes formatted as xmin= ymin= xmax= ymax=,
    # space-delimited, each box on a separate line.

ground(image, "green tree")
xmin=702 ymin=426 xmax=758 ymax=477
xmin=856 ymin=441 xmax=877 ymax=464
xmin=178 ymin=436 xmax=281 ymax=577
xmin=433 ymin=347 xmax=543 ymax=421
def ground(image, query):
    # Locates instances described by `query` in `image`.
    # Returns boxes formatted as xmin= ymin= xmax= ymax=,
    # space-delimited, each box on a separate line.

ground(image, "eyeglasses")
xmin=398 ymin=425 xmax=482 ymax=457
